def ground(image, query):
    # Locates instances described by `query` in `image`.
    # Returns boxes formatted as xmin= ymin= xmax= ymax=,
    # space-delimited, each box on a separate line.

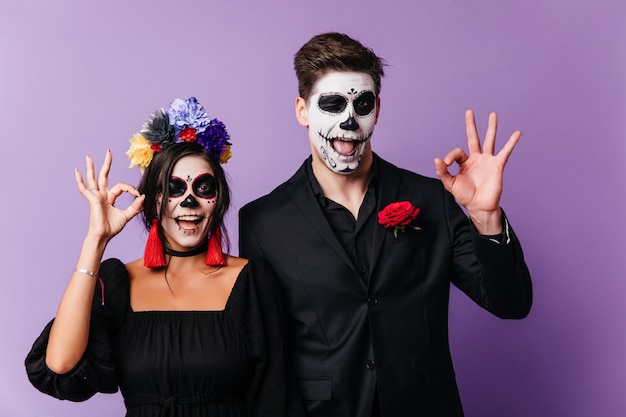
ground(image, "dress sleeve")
xmin=24 ymin=258 xmax=129 ymax=401
xmin=232 ymin=258 xmax=306 ymax=417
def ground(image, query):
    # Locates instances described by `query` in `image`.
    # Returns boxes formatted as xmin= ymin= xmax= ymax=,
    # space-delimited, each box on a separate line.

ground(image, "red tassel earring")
xmin=206 ymin=228 xmax=226 ymax=266
xmin=144 ymin=218 xmax=166 ymax=268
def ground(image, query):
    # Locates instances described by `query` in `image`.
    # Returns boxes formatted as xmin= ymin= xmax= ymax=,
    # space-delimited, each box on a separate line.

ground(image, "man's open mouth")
xmin=318 ymin=132 xmax=369 ymax=157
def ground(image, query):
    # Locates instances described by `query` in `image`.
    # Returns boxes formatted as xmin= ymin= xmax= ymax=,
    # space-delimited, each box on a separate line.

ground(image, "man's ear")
xmin=374 ymin=96 xmax=381 ymax=124
xmin=295 ymin=97 xmax=309 ymax=127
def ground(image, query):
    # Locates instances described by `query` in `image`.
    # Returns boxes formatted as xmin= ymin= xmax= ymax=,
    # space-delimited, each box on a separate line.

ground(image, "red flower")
xmin=179 ymin=126 xmax=197 ymax=142
xmin=378 ymin=201 xmax=421 ymax=237
xmin=150 ymin=143 xmax=162 ymax=153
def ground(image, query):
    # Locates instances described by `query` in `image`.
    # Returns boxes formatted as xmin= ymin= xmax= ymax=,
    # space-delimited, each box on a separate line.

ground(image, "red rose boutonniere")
xmin=378 ymin=201 xmax=421 ymax=238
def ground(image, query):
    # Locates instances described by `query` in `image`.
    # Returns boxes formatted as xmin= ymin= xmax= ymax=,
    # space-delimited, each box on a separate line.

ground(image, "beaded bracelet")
xmin=75 ymin=268 xmax=105 ymax=305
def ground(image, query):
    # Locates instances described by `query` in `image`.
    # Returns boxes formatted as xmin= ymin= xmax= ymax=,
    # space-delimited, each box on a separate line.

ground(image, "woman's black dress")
xmin=25 ymin=258 xmax=304 ymax=417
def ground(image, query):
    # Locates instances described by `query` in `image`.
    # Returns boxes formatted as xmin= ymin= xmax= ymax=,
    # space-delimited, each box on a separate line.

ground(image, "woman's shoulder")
xmin=100 ymin=257 xmax=129 ymax=275
xmin=233 ymin=256 xmax=276 ymax=282
xmin=96 ymin=258 xmax=131 ymax=313
xmin=226 ymin=255 xmax=250 ymax=270
xmin=227 ymin=257 xmax=285 ymax=338
xmin=99 ymin=258 xmax=131 ymax=287
xmin=123 ymin=258 xmax=145 ymax=281
xmin=230 ymin=257 xmax=281 ymax=304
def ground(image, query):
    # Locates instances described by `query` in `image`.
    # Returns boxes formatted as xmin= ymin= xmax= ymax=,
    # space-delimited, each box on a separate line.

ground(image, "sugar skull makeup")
xmin=160 ymin=155 xmax=216 ymax=251
xmin=168 ymin=173 xmax=217 ymax=200
xmin=306 ymin=72 xmax=378 ymax=174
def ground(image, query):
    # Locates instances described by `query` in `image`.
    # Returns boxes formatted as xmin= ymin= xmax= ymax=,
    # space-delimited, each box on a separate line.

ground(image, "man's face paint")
xmin=160 ymin=155 xmax=216 ymax=251
xmin=306 ymin=72 xmax=378 ymax=175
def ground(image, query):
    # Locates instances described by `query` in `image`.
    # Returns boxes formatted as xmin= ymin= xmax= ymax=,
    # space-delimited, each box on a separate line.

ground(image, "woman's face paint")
xmin=306 ymin=72 xmax=378 ymax=175
xmin=168 ymin=173 xmax=216 ymax=199
xmin=160 ymin=155 xmax=216 ymax=251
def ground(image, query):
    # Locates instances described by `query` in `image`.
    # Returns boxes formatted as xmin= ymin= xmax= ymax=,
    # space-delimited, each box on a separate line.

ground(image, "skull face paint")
xmin=168 ymin=173 xmax=217 ymax=199
xmin=306 ymin=72 xmax=378 ymax=174
xmin=160 ymin=155 xmax=216 ymax=251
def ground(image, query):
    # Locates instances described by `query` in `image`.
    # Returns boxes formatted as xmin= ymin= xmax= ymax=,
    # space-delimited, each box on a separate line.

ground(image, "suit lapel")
xmin=369 ymin=155 xmax=401 ymax=277
xmin=286 ymin=160 xmax=356 ymax=271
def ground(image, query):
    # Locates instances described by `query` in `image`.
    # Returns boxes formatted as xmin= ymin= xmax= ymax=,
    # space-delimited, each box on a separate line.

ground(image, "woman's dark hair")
xmin=294 ymin=32 xmax=386 ymax=101
xmin=138 ymin=141 xmax=231 ymax=253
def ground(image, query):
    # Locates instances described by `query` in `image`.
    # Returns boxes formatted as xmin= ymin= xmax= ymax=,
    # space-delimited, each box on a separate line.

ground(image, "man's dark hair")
xmin=294 ymin=32 xmax=386 ymax=100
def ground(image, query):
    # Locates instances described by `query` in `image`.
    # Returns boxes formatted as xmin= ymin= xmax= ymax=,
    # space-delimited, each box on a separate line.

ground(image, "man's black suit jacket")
xmin=239 ymin=154 xmax=532 ymax=417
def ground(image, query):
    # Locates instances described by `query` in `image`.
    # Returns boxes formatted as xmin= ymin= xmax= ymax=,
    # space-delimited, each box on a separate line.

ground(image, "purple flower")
xmin=197 ymin=118 xmax=231 ymax=160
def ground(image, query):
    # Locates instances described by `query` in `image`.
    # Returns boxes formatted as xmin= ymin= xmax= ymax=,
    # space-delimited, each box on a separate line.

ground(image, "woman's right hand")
xmin=75 ymin=150 xmax=144 ymax=242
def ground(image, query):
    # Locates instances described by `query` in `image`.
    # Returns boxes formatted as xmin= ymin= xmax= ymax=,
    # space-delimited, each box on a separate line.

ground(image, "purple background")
xmin=2 ymin=1 xmax=625 ymax=416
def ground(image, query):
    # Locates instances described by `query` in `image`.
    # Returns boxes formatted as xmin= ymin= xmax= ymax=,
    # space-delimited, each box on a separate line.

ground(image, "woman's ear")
xmin=295 ymin=97 xmax=309 ymax=127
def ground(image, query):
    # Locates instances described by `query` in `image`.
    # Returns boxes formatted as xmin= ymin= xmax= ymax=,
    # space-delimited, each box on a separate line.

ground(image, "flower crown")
xmin=126 ymin=97 xmax=232 ymax=172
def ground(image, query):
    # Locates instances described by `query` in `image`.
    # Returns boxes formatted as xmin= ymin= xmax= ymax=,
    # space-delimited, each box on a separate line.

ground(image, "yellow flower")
xmin=126 ymin=133 xmax=154 ymax=173
xmin=219 ymin=145 xmax=232 ymax=164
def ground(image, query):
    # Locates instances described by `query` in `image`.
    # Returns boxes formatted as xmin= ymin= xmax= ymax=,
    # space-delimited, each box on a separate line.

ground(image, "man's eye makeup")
xmin=317 ymin=91 xmax=376 ymax=116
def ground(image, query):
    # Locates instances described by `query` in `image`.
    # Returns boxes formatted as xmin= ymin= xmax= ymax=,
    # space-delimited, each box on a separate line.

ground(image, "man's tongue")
xmin=332 ymin=139 xmax=356 ymax=156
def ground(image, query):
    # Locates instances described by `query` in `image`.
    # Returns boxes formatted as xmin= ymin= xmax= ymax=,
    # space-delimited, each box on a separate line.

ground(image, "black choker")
xmin=165 ymin=241 xmax=208 ymax=257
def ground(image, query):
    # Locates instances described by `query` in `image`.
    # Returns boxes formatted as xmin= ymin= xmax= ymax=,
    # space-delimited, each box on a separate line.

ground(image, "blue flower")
xmin=167 ymin=97 xmax=211 ymax=134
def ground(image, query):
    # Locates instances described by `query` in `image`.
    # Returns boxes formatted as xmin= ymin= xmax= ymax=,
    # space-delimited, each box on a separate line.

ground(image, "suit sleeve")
xmin=445 ymin=193 xmax=533 ymax=319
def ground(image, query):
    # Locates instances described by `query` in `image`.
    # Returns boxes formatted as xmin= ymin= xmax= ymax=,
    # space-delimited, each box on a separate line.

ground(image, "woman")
xmin=25 ymin=97 xmax=304 ymax=417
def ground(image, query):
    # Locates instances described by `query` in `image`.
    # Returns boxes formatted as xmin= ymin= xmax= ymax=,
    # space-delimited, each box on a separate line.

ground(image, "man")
xmin=239 ymin=32 xmax=532 ymax=417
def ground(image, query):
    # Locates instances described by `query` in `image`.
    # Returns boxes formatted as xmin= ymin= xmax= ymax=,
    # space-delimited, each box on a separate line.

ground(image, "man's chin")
xmin=327 ymin=161 xmax=359 ymax=175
